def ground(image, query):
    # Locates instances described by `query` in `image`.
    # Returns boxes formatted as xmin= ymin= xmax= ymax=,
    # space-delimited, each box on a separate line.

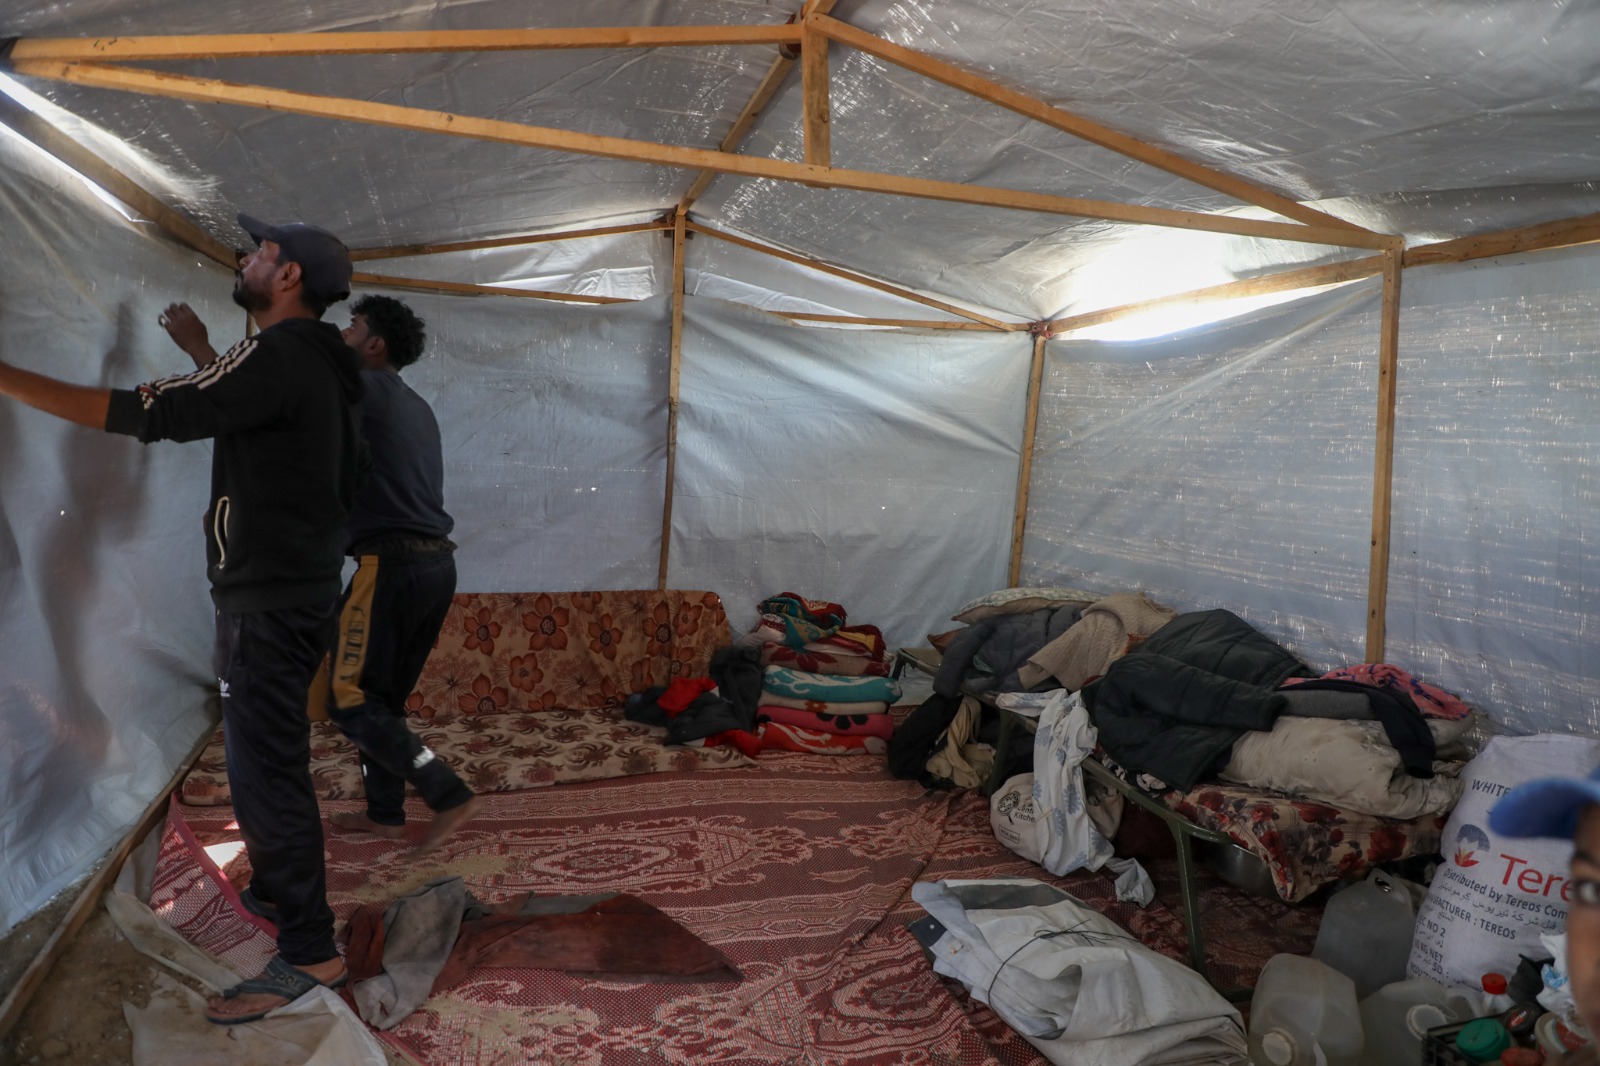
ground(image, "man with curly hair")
xmin=325 ymin=293 xmax=480 ymax=856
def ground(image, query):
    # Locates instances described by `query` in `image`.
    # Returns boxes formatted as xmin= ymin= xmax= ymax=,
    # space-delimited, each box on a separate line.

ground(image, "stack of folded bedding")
xmin=739 ymin=592 xmax=892 ymax=677
xmin=758 ymin=665 xmax=902 ymax=755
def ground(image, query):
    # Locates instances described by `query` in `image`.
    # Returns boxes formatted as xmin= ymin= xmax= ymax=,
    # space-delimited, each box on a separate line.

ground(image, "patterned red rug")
xmin=160 ymin=751 xmax=1321 ymax=1065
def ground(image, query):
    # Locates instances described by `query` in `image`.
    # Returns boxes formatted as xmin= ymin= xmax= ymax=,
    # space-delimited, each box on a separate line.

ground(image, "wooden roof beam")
xmin=678 ymin=0 xmax=838 ymax=213
xmin=1402 ymin=211 xmax=1600 ymax=268
xmin=0 ymin=86 xmax=233 ymax=267
xmin=351 ymin=271 xmax=632 ymax=304
xmin=688 ymin=221 xmax=1022 ymax=330
xmin=769 ymin=312 xmax=1005 ymax=330
xmin=8 ymin=25 xmax=803 ymax=62
xmin=1048 ymin=255 xmax=1385 ymax=335
xmin=7 ymin=60 xmax=1396 ymax=250
xmin=809 ymin=14 xmax=1374 ymax=237
xmin=349 ymin=220 xmax=669 ymax=262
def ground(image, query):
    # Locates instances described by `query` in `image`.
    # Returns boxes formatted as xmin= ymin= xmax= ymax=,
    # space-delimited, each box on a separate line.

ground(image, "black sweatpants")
xmin=215 ymin=601 xmax=339 ymax=966
xmin=327 ymin=550 xmax=473 ymax=825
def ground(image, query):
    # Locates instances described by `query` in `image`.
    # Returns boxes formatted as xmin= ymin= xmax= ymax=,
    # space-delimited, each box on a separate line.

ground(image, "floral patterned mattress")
xmin=181 ymin=705 xmax=756 ymax=805
xmin=181 ymin=588 xmax=755 ymax=805
xmin=1163 ymin=781 xmax=1446 ymax=903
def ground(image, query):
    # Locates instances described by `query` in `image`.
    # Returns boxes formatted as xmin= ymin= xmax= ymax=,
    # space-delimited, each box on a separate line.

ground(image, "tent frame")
xmin=4 ymin=13 xmax=1598 ymax=664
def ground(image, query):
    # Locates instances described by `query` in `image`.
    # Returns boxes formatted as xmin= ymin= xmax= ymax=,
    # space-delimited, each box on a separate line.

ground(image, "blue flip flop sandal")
xmin=206 ymin=956 xmax=349 ymax=1025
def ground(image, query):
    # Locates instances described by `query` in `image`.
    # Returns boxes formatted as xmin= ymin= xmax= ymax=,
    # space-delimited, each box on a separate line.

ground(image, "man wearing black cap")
xmin=0 ymin=213 xmax=364 ymax=1024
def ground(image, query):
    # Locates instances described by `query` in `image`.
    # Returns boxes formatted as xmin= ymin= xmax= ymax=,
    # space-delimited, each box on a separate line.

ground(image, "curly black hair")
xmin=350 ymin=294 xmax=427 ymax=368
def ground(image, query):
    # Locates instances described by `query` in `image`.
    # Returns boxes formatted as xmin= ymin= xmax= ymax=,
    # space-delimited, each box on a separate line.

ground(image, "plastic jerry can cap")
xmin=1406 ymin=1004 xmax=1449 ymax=1038
xmin=1455 ymin=1018 xmax=1512 ymax=1061
xmin=1261 ymin=1029 xmax=1299 ymax=1066
xmin=1481 ymin=973 xmax=1509 ymax=995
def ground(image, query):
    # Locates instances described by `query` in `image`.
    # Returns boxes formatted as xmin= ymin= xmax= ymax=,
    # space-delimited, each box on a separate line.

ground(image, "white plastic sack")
xmin=911 ymin=878 xmax=1247 ymax=1066
xmin=1407 ymin=734 xmax=1600 ymax=989
xmin=1032 ymin=690 xmax=1115 ymax=874
xmin=992 ymin=772 xmax=1045 ymax=865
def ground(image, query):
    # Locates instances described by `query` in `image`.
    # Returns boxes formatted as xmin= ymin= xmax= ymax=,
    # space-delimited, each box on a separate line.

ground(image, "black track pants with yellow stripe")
xmin=324 ymin=551 xmax=473 ymax=825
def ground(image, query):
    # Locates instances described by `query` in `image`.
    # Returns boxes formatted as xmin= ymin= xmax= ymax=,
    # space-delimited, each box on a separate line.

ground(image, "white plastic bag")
xmin=992 ymin=772 xmax=1045 ymax=865
xmin=1406 ymin=734 xmax=1600 ymax=989
xmin=1032 ymin=690 xmax=1115 ymax=875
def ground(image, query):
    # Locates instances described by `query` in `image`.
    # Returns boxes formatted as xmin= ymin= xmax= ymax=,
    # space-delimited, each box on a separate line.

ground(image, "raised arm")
xmin=0 ymin=361 xmax=111 ymax=429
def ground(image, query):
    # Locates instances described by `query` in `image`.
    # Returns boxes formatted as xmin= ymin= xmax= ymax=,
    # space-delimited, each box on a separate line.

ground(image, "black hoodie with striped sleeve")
xmin=104 ymin=317 xmax=365 ymax=613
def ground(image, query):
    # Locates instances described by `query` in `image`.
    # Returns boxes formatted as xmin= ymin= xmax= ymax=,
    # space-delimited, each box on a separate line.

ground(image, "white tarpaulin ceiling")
xmin=1 ymin=0 xmax=1597 ymax=319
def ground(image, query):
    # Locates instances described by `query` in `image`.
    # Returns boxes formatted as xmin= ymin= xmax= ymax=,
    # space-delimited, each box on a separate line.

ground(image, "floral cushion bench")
xmin=181 ymin=589 xmax=755 ymax=805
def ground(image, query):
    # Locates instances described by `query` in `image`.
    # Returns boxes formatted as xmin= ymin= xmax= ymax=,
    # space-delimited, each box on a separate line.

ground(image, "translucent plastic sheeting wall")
xmin=687 ymin=230 xmax=1020 ymax=324
xmin=1023 ymin=282 xmax=1384 ymax=671
xmin=671 ymin=298 xmax=1032 ymax=644
xmin=1386 ymin=246 xmax=1600 ymax=737
xmin=0 ymin=131 xmax=233 ymax=935
xmin=384 ymin=291 xmax=673 ymax=593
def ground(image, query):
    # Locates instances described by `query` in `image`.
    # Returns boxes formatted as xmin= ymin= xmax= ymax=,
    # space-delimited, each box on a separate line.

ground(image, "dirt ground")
xmin=0 ymin=902 xmax=410 ymax=1066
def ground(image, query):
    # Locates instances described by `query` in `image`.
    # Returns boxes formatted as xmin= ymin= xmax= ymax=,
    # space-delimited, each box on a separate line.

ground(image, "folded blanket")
xmin=755 ymin=592 xmax=847 ymax=646
xmin=762 ymin=666 xmax=901 ymax=703
xmin=759 ymin=704 xmax=894 ymax=739
xmin=761 ymin=693 xmax=891 ymax=716
xmin=1283 ymin=663 xmax=1472 ymax=721
xmin=1221 ymin=715 xmax=1471 ymax=819
xmin=760 ymin=721 xmax=887 ymax=755
xmin=759 ymin=644 xmax=891 ymax=677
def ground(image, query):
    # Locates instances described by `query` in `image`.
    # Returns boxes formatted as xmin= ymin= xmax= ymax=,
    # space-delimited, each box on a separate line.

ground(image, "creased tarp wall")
xmin=379 ymin=290 xmax=673 ymax=593
xmin=1022 ymin=282 xmax=1382 ymax=670
xmin=0 ymin=130 xmax=228 ymax=936
xmin=1387 ymin=245 xmax=1600 ymax=736
xmin=670 ymin=297 xmax=1031 ymax=644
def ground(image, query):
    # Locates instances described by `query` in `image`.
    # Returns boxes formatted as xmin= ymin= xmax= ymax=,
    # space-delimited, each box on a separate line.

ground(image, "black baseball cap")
xmin=237 ymin=213 xmax=353 ymax=305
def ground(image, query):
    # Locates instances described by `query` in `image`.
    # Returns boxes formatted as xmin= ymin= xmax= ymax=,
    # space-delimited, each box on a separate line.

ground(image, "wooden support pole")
xmin=688 ymin=221 xmax=1018 ymax=330
xmin=1366 ymin=248 xmax=1402 ymax=663
xmin=808 ymin=14 xmax=1373 ymax=236
xmin=0 ymin=90 xmax=234 ymax=268
xmin=1009 ymin=331 xmax=1049 ymax=586
xmin=9 ymin=25 xmax=804 ymax=61
xmin=659 ymin=212 xmax=687 ymax=589
xmin=801 ymin=22 xmax=830 ymax=168
xmin=350 ymin=271 xmax=630 ymax=304
xmin=7 ymin=60 xmax=1392 ymax=249
xmin=350 ymin=221 xmax=670 ymax=262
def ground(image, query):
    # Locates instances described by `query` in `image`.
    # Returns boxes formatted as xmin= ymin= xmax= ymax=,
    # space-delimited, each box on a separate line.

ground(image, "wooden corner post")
xmin=1366 ymin=247 xmax=1402 ymax=662
xmin=1009 ymin=330 xmax=1049 ymax=586
xmin=659 ymin=212 xmax=688 ymax=589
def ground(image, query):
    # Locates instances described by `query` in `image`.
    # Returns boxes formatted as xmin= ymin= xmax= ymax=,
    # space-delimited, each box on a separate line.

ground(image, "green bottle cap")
xmin=1454 ymin=1018 xmax=1512 ymax=1062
